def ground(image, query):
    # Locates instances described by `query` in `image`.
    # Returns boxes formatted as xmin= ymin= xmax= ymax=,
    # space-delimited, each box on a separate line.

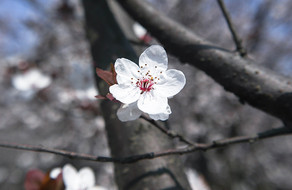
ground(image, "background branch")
xmin=216 ymin=0 xmax=246 ymax=56
xmin=0 ymin=126 xmax=290 ymax=164
xmin=116 ymin=0 xmax=292 ymax=123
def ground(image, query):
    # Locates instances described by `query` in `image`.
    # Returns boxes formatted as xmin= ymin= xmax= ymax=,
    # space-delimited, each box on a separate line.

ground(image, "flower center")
xmin=137 ymin=78 xmax=154 ymax=93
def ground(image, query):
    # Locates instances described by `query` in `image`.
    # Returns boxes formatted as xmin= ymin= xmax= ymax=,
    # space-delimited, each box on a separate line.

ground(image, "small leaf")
xmin=24 ymin=170 xmax=45 ymax=190
xmin=96 ymin=66 xmax=117 ymax=86
xmin=106 ymin=93 xmax=116 ymax=101
xmin=40 ymin=172 xmax=64 ymax=190
xmin=110 ymin=63 xmax=117 ymax=84
xmin=95 ymin=95 xmax=107 ymax=99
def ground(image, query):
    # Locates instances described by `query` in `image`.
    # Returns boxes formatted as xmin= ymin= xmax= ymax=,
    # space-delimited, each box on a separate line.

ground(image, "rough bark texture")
xmin=117 ymin=0 xmax=292 ymax=124
xmin=82 ymin=0 xmax=191 ymax=189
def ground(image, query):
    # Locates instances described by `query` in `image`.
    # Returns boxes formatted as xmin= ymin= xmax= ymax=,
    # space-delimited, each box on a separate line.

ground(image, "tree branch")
xmin=116 ymin=0 xmax=292 ymax=123
xmin=216 ymin=0 xmax=246 ymax=56
xmin=1 ymin=126 xmax=290 ymax=164
xmin=141 ymin=115 xmax=195 ymax=146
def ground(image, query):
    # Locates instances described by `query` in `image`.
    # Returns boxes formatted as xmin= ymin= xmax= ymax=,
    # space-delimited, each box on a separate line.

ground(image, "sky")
xmin=0 ymin=0 xmax=56 ymax=57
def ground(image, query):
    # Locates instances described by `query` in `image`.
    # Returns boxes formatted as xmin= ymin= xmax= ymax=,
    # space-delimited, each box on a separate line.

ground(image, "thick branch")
xmin=117 ymin=0 xmax=292 ymax=123
xmin=0 ymin=126 xmax=290 ymax=163
xmin=217 ymin=0 xmax=246 ymax=56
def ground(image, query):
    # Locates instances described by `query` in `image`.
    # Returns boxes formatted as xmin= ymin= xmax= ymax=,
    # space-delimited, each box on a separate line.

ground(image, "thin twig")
xmin=128 ymin=39 xmax=149 ymax=47
xmin=0 ymin=126 xmax=291 ymax=164
xmin=217 ymin=0 xmax=246 ymax=56
xmin=141 ymin=115 xmax=195 ymax=146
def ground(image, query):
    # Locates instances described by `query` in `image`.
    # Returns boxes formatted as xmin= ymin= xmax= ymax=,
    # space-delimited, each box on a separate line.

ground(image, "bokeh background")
xmin=0 ymin=0 xmax=292 ymax=189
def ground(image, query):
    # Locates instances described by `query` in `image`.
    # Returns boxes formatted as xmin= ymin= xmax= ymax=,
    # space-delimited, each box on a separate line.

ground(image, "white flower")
xmin=62 ymin=164 xmax=107 ymax=190
xmin=110 ymin=45 xmax=186 ymax=121
xmin=50 ymin=167 xmax=62 ymax=179
xmin=12 ymin=68 xmax=51 ymax=99
xmin=12 ymin=69 xmax=51 ymax=91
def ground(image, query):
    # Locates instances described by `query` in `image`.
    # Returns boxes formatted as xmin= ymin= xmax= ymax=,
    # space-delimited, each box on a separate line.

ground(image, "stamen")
xmin=137 ymin=78 xmax=154 ymax=92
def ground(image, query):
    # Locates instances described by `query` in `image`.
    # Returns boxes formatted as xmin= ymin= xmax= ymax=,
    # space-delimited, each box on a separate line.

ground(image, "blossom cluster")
xmin=25 ymin=164 xmax=107 ymax=190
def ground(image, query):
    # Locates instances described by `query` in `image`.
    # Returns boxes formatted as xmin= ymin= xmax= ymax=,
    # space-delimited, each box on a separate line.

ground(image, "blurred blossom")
xmin=62 ymin=164 xmax=107 ymax=190
xmin=50 ymin=167 xmax=62 ymax=179
xmin=133 ymin=22 xmax=147 ymax=39
xmin=12 ymin=68 xmax=51 ymax=99
xmin=75 ymin=87 xmax=98 ymax=101
xmin=25 ymin=164 xmax=108 ymax=190
xmin=185 ymin=169 xmax=210 ymax=190
xmin=132 ymin=22 xmax=151 ymax=43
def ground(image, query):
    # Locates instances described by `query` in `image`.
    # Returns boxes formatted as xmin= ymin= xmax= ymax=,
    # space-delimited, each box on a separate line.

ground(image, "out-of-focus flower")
xmin=132 ymin=22 xmax=152 ymax=43
xmin=12 ymin=68 xmax=51 ymax=99
xmin=25 ymin=165 xmax=107 ymax=190
xmin=185 ymin=169 xmax=210 ymax=190
xmin=24 ymin=169 xmax=63 ymax=190
xmin=62 ymin=164 xmax=107 ymax=190
xmin=50 ymin=167 xmax=62 ymax=179
xmin=109 ymin=45 xmax=186 ymax=121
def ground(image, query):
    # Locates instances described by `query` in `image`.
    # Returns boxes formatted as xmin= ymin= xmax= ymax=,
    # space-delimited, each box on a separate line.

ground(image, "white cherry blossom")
xmin=110 ymin=45 xmax=186 ymax=121
xmin=12 ymin=69 xmax=51 ymax=92
xmin=62 ymin=164 xmax=107 ymax=190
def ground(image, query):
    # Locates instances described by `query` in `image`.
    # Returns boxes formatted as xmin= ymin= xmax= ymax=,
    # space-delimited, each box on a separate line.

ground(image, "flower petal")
xmin=149 ymin=113 xmax=169 ymax=121
xmin=117 ymin=102 xmax=142 ymax=122
xmin=139 ymin=45 xmax=168 ymax=71
xmin=114 ymin=58 xmax=140 ymax=85
xmin=109 ymin=84 xmax=140 ymax=104
xmin=79 ymin=167 xmax=95 ymax=189
xmin=63 ymin=164 xmax=79 ymax=189
xmin=50 ymin=167 xmax=62 ymax=179
xmin=149 ymin=105 xmax=171 ymax=121
xmin=137 ymin=92 xmax=168 ymax=114
xmin=155 ymin=69 xmax=186 ymax=97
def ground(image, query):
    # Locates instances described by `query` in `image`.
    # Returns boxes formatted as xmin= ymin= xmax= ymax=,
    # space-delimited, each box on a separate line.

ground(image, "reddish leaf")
xmin=24 ymin=170 xmax=45 ymax=190
xmin=96 ymin=66 xmax=117 ymax=86
xmin=95 ymin=95 xmax=107 ymax=100
xmin=40 ymin=172 xmax=64 ymax=190
xmin=24 ymin=169 xmax=64 ymax=190
xmin=110 ymin=63 xmax=117 ymax=84
xmin=141 ymin=34 xmax=152 ymax=44
xmin=106 ymin=93 xmax=116 ymax=101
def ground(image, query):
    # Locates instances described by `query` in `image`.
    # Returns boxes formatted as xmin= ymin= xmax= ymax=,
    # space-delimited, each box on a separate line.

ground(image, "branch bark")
xmin=116 ymin=0 xmax=292 ymax=123
xmin=0 ymin=126 xmax=290 ymax=163
xmin=81 ymin=0 xmax=191 ymax=189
